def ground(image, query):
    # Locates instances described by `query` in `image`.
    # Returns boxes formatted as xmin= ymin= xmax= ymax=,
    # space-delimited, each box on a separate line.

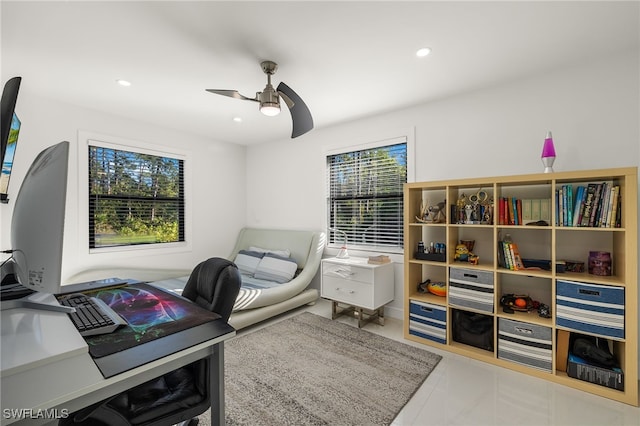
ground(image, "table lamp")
xmin=329 ymin=228 xmax=349 ymax=259
xmin=541 ymin=131 xmax=556 ymax=173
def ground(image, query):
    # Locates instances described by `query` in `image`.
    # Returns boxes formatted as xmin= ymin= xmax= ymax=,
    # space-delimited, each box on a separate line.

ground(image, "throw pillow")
xmin=253 ymin=253 xmax=298 ymax=283
xmin=234 ymin=250 xmax=264 ymax=276
xmin=249 ymin=246 xmax=291 ymax=258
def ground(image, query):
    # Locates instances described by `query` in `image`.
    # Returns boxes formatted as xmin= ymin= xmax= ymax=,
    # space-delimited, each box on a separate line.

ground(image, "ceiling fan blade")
xmin=206 ymin=89 xmax=258 ymax=102
xmin=277 ymin=82 xmax=313 ymax=138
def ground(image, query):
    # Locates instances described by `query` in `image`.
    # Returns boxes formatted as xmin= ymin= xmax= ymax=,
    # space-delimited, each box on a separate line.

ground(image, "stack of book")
xmin=368 ymin=255 xmax=391 ymax=264
xmin=498 ymin=197 xmax=551 ymax=225
xmin=497 ymin=239 xmax=524 ymax=270
xmin=556 ymin=182 xmax=620 ymax=227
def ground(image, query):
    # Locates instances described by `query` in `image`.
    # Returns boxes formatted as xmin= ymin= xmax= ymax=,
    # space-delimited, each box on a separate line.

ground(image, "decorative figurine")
xmin=416 ymin=200 xmax=446 ymax=223
xmin=464 ymin=205 xmax=474 ymax=224
xmin=454 ymin=244 xmax=470 ymax=261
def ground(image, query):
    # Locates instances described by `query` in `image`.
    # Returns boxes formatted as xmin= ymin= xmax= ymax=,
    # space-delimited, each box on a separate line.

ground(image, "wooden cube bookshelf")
xmin=404 ymin=167 xmax=638 ymax=406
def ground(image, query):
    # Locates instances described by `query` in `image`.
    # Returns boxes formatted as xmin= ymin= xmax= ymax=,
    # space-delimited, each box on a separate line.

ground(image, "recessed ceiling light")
xmin=233 ymin=116 xmax=242 ymax=123
xmin=416 ymin=47 xmax=432 ymax=58
xmin=116 ymin=79 xmax=132 ymax=87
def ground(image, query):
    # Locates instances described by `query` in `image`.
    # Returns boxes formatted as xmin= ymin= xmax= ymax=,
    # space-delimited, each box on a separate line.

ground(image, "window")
xmin=88 ymin=145 xmax=184 ymax=249
xmin=327 ymin=140 xmax=407 ymax=251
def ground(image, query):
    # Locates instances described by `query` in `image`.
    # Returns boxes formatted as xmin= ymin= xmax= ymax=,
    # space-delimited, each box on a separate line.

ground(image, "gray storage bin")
xmin=449 ymin=267 xmax=494 ymax=313
xmin=498 ymin=318 xmax=552 ymax=372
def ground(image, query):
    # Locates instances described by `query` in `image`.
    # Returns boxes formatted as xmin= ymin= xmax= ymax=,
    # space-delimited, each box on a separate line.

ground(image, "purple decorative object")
xmin=541 ymin=130 xmax=556 ymax=173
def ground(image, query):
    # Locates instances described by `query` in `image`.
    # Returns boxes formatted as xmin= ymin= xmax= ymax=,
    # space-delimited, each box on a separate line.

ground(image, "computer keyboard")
xmin=58 ymin=293 xmax=128 ymax=336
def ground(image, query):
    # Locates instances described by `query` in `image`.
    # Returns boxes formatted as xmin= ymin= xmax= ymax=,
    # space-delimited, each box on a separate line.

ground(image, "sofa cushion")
xmin=253 ymin=253 xmax=298 ymax=283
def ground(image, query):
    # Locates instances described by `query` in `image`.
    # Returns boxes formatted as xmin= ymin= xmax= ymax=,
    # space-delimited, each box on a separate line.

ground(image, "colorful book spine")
xmin=566 ymin=185 xmax=573 ymax=226
xmin=599 ymin=183 xmax=611 ymax=227
xmin=502 ymin=241 xmax=513 ymax=270
xmin=581 ymin=183 xmax=597 ymax=226
xmin=574 ymin=186 xmax=586 ymax=226
xmin=572 ymin=186 xmax=584 ymax=227
xmin=609 ymin=186 xmax=620 ymax=228
xmin=510 ymin=243 xmax=524 ymax=270
xmin=589 ymin=183 xmax=603 ymax=227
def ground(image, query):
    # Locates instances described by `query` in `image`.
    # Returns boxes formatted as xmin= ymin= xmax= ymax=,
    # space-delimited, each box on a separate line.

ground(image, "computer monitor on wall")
xmin=1 ymin=141 xmax=73 ymax=312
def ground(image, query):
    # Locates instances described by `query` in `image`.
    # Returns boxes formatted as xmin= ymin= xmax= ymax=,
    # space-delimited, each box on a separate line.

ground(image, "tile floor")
xmin=243 ymin=298 xmax=640 ymax=426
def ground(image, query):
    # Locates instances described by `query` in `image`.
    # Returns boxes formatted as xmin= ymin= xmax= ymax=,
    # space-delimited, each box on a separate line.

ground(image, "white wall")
xmin=0 ymin=91 xmax=246 ymax=284
xmin=245 ymin=50 xmax=640 ymax=320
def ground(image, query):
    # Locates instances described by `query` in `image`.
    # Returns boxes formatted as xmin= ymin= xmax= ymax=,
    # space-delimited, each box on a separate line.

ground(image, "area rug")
xmin=199 ymin=312 xmax=442 ymax=425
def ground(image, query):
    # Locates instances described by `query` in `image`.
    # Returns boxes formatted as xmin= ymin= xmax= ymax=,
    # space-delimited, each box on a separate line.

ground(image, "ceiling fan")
xmin=206 ymin=60 xmax=314 ymax=138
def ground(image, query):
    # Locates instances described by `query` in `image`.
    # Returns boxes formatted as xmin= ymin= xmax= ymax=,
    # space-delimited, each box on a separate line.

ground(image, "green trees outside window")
xmin=327 ymin=142 xmax=407 ymax=250
xmin=89 ymin=145 xmax=184 ymax=249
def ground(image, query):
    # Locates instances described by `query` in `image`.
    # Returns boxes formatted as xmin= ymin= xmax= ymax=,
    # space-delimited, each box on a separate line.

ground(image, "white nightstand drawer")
xmin=322 ymin=262 xmax=374 ymax=284
xmin=321 ymin=276 xmax=373 ymax=307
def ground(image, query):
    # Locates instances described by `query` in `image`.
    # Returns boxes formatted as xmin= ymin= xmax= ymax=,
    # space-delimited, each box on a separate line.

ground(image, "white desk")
xmin=1 ymin=291 xmax=235 ymax=426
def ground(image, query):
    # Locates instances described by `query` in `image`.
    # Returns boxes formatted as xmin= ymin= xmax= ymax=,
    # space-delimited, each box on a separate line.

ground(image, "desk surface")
xmin=1 ymin=282 xmax=235 ymax=426
xmin=1 ymin=293 xmax=88 ymax=377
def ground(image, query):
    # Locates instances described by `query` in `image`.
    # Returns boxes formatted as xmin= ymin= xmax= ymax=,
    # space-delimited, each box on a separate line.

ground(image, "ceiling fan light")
xmin=260 ymin=103 xmax=281 ymax=116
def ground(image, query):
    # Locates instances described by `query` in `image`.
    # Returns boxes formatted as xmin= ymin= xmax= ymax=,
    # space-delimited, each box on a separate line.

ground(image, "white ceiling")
xmin=1 ymin=1 xmax=638 ymax=145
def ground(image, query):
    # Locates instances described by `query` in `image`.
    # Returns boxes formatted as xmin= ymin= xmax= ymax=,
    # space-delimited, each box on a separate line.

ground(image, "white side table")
xmin=320 ymin=256 xmax=394 ymax=327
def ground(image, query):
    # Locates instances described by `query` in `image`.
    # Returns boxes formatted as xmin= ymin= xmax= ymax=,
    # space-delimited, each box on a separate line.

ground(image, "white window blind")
xmin=327 ymin=141 xmax=407 ymax=250
xmin=88 ymin=145 xmax=185 ymax=249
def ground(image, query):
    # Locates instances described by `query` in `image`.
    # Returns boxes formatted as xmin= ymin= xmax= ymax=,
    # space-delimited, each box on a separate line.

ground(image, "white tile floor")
xmin=248 ymin=299 xmax=640 ymax=426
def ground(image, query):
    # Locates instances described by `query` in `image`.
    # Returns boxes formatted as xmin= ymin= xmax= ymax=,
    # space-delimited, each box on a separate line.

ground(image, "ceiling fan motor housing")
xmin=259 ymin=84 xmax=280 ymax=115
xmin=259 ymin=61 xmax=281 ymax=115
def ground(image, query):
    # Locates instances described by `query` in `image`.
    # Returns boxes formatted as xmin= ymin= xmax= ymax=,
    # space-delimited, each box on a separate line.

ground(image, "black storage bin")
xmin=452 ymin=309 xmax=494 ymax=352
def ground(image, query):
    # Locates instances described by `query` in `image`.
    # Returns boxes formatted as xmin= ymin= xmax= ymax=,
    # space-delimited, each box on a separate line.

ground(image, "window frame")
xmin=78 ymin=132 xmax=192 ymax=257
xmin=324 ymin=132 xmax=415 ymax=255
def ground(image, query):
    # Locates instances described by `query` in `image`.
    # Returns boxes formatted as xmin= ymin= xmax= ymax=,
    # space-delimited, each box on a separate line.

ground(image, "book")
xmin=574 ymin=186 xmax=587 ymax=226
xmin=497 ymin=241 xmax=506 ymax=268
xmin=558 ymin=187 xmax=567 ymax=226
xmin=566 ymin=185 xmax=573 ymax=226
xmin=509 ymin=242 xmax=524 ymax=270
xmin=599 ymin=182 xmax=611 ymax=227
xmin=581 ymin=183 xmax=597 ymax=226
xmin=588 ymin=183 xmax=604 ymax=227
xmin=531 ymin=199 xmax=541 ymax=222
xmin=502 ymin=241 xmax=514 ymax=270
xmin=614 ymin=192 xmax=622 ymax=227
xmin=508 ymin=197 xmax=515 ymax=225
xmin=609 ymin=186 xmax=620 ymax=228
xmin=368 ymin=255 xmax=390 ymax=264
xmin=540 ymin=198 xmax=550 ymax=222
xmin=522 ymin=199 xmax=532 ymax=223
xmin=572 ymin=186 xmax=585 ymax=227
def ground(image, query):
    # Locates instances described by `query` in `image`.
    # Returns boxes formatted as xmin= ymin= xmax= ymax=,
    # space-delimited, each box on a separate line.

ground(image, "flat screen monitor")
xmin=1 ymin=77 xmax=22 ymax=203
xmin=1 ymin=77 xmax=21 ymax=170
xmin=0 ymin=113 xmax=21 ymax=202
xmin=2 ymin=141 xmax=72 ymax=312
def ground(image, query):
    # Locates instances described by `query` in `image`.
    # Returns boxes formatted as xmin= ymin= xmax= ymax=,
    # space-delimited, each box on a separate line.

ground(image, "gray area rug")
xmin=200 ymin=312 xmax=441 ymax=425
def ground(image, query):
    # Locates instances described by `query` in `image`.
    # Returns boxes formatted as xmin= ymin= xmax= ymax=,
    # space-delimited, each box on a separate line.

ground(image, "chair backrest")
xmin=182 ymin=257 xmax=241 ymax=321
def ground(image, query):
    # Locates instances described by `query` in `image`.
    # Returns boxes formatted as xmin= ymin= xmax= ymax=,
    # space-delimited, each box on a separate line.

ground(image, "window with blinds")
xmin=88 ymin=145 xmax=184 ymax=249
xmin=327 ymin=141 xmax=407 ymax=251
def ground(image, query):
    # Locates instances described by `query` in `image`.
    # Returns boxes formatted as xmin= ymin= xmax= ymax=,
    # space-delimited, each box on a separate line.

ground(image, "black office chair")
xmin=61 ymin=258 xmax=241 ymax=426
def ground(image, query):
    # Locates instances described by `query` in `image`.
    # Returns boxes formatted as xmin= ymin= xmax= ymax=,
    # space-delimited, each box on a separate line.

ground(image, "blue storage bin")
xmin=556 ymin=280 xmax=625 ymax=339
xmin=409 ymin=300 xmax=447 ymax=344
